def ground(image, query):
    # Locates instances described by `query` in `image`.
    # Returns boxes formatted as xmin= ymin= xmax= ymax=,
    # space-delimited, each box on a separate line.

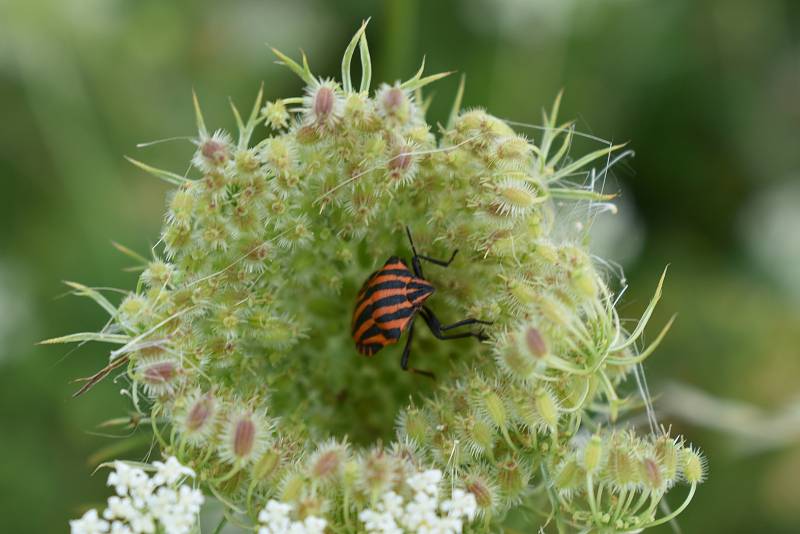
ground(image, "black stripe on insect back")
xmin=374 ymin=306 xmax=416 ymax=323
xmin=405 ymin=289 xmax=432 ymax=303
xmin=373 ymin=269 xmax=413 ymax=277
xmin=407 ymin=281 xmax=431 ymax=290
xmin=355 ymin=322 xmax=403 ymax=343
xmin=360 ymin=279 xmax=408 ymax=300
xmin=356 ymin=323 xmax=382 ymax=341
xmin=352 ymin=294 xmax=410 ymax=334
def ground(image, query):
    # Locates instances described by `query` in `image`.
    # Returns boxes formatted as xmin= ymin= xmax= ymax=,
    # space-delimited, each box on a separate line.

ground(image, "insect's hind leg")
xmin=419 ymin=307 xmax=492 ymax=342
xmin=400 ymin=320 xmax=436 ymax=380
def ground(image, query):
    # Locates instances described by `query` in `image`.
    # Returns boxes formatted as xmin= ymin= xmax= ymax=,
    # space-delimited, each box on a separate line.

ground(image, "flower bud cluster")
xmin=57 ymin=24 xmax=705 ymax=532
xmin=550 ymin=430 xmax=707 ymax=531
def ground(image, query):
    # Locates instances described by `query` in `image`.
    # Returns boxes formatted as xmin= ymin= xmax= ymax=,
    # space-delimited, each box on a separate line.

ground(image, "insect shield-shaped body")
xmin=351 ymin=227 xmax=492 ymax=379
xmin=351 ymin=256 xmax=434 ymax=356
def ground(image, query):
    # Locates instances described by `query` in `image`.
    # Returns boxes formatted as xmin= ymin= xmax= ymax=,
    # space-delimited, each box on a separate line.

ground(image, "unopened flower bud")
xmin=606 ymin=446 xmax=639 ymax=488
xmin=525 ymin=327 xmax=548 ymax=358
xmin=554 ymin=459 xmax=585 ymax=497
xmin=493 ymin=178 xmax=541 ymax=218
xmin=639 ymin=457 xmax=664 ymax=491
xmin=483 ymin=391 xmax=507 ymax=430
xmin=138 ymin=359 xmax=181 ymax=396
xmin=535 ymin=388 xmax=560 ymax=432
xmin=583 ymin=435 xmax=603 ymax=474
xmin=682 ymin=448 xmax=707 ymax=484
xmin=309 ymin=441 xmax=346 ymax=483
xmin=496 ymin=457 xmax=528 ymax=501
xmin=464 ymin=472 xmax=497 ymax=513
xmin=221 ymin=409 xmax=270 ymax=465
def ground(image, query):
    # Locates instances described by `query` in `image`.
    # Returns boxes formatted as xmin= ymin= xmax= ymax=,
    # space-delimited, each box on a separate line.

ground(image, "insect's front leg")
xmin=419 ymin=306 xmax=492 ymax=341
xmin=406 ymin=226 xmax=458 ymax=278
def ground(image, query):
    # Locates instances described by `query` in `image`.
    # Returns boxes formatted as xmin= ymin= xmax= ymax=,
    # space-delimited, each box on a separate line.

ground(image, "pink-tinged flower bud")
xmin=382 ymin=86 xmax=404 ymax=112
xmin=143 ymin=361 xmax=176 ymax=383
xmin=176 ymin=390 xmax=217 ymax=445
xmin=463 ymin=471 xmax=498 ymax=514
xmin=388 ymin=151 xmax=413 ymax=172
xmin=525 ymin=327 xmax=548 ymax=358
xmin=309 ymin=440 xmax=347 ymax=483
xmin=303 ymin=80 xmax=342 ymax=129
xmin=137 ymin=358 xmax=181 ymax=396
xmin=234 ymin=417 xmax=255 ymax=458
xmin=639 ymin=457 xmax=664 ymax=491
xmin=314 ymin=86 xmax=334 ymax=119
xmin=201 ymin=139 xmax=227 ymax=164
xmin=376 ymin=83 xmax=412 ymax=124
xmin=192 ymin=130 xmax=232 ymax=172
xmin=221 ymin=408 xmax=271 ymax=465
xmin=186 ymin=395 xmax=214 ymax=433
xmin=386 ymin=143 xmax=418 ymax=186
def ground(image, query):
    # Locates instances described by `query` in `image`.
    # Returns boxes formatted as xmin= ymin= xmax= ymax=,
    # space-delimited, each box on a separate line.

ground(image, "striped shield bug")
xmin=351 ymin=227 xmax=492 ymax=379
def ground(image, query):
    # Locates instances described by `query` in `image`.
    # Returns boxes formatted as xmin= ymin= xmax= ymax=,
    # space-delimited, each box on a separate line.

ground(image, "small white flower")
xmin=257 ymin=499 xmax=326 ymax=534
xmin=178 ymin=485 xmax=204 ymax=514
xmin=359 ymin=469 xmax=477 ymax=534
xmin=107 ymin=462 xmax=148 ymax=497
xmin=441 ymin=489 xmax=477 ymax=521
xmin=109 ymin=521 xmax=133 ymax=534
xmin=359 ymin=509 xmax=401 ymax=534
xmin=407 ymin=469 xmax=442 ymax=496
xmin=380 ymin=491 xmax=404 ymax=519
xmin=303 ymin=516 xmax=328 ymax=534
xmin=103 ymin=496 xmax=137 ymax=522
xmin=128 ymin=512 xmax=155 ymax=534
xmin=152 ymin=456 xmax=196 ymax=486
xmin=70 ymin=509 xmax=109 ymax=534
xmin=72 ymin=457 xmax=203 ymax=534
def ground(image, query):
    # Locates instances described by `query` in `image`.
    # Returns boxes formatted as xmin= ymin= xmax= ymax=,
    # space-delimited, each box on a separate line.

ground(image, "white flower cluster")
xmin=359 ymin=469 xmax=478 ymax=534
xmin=257 ymin=500 xmax=327 ymax=534
xmin=69 ymin=457 xmax=203 ymax=534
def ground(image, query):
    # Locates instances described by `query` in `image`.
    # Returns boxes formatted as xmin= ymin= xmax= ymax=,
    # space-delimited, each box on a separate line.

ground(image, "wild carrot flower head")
xmin=53 ymin=22 xmax=705 ymax=533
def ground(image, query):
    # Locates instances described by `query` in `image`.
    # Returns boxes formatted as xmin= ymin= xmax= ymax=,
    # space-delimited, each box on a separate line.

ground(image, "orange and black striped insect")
xmin=351 ymin=227 xmax=492 ymax=379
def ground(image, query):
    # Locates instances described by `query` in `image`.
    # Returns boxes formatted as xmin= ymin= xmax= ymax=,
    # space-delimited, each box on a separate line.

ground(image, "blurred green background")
xmin=1 ymin=0 xmax=798 ymax=532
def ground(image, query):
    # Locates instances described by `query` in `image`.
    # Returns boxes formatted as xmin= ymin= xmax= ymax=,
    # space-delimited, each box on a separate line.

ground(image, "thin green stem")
xmin=211 ymin=516 xmax=227 ymax=534
xmin=638 ymin=484 xmax=696 ymax=529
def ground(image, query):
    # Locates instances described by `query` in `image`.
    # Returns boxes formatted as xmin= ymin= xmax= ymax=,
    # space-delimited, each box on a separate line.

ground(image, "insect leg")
xmin=400 ymin=320 xmax=414 ymax=370
xmin=419 ymin=307 xmax=490 ymax=341
xmin=406 ymin=226 xmax=459 ymax=277
xmin=416 ymin=250 xmax=458 ymax=268
xmin=400 ymin=320 xmax=436 ymax=380
xmin=422 ymin=306 xmax=492 ymax=331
